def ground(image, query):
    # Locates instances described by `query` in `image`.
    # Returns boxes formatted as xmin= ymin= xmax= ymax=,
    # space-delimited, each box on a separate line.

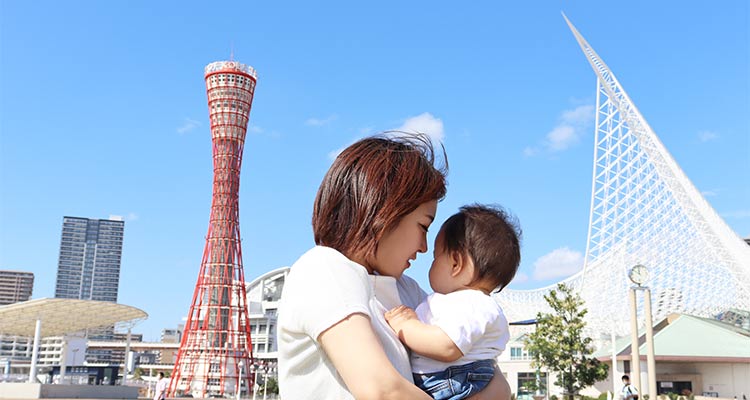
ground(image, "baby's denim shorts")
xmin=413 ymin=359 xmax=496 ymax=400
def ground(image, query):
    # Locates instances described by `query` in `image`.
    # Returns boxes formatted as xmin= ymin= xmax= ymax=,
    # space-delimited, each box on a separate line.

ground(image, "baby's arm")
xmin=385 ymin=305 xmax=463 ymax=362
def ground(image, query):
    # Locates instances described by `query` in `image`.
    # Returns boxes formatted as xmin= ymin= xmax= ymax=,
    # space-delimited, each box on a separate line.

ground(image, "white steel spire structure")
xmin=496 ymin=15 xmax=750 ymax=335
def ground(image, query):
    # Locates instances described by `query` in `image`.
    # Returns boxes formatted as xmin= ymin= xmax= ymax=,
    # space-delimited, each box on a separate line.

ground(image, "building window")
xmin=510 ymin=346 xmax=532 ymax=360
xmin=517 ymin=372 xmax=548 ymax=400
xmin=209 ymin=362 xmax=220 ymax=373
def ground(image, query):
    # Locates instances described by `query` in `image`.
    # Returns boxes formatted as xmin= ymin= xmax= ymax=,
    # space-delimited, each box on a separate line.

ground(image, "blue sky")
xmin=1 ymin=1 xmax=748 ymax=341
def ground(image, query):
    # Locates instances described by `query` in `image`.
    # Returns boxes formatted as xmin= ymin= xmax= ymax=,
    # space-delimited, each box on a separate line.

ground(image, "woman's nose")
xmin=418 ymin=235 xmax=428 ymax=253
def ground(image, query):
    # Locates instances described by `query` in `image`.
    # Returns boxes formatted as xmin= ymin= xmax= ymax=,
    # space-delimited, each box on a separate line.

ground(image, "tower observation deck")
xmin=169 ymin=61 xmax=257 ymax=398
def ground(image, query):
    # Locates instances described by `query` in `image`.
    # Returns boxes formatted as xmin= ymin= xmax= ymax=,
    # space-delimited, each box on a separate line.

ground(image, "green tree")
xmin=265 ymin=377 xmax=279 ymax=394
xmin=132 ymin=367 xmax=143 ymax=380
xmin=524 ymin=283 xmax=609 ymax=400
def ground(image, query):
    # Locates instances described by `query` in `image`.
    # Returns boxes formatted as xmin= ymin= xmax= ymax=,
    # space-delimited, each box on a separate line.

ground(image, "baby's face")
xmin=428 ymin=230 xmax=459 ymax=294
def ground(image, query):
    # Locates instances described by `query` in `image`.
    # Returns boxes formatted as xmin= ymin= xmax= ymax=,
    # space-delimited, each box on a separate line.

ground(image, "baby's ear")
xmin=449 ymin=250 xmax=473 ymax=277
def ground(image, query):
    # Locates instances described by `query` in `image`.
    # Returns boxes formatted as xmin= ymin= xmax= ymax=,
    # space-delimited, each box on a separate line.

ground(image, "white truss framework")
xmin=496 ymin=16 xmax=750 ymax=335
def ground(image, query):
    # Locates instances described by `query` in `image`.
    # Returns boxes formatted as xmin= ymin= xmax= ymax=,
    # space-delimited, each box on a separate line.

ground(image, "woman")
xmin=278 ymin=134 xmax=510 ymax=399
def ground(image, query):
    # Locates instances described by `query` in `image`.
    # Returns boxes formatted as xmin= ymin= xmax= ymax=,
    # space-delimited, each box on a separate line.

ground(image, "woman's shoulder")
xmin=293 ymin=246 xmax=353 ymax=268
xmin=287 ymin=246 xmax=370 ymax=284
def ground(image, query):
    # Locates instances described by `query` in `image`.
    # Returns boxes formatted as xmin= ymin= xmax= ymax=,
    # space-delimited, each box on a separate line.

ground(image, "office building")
xmin=159 ymin=324 xmax=183 ymax=364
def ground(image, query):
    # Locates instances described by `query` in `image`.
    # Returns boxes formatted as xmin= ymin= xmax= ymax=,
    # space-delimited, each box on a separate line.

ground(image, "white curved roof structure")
xmin=246 ymin=266 xmax=289 ymax=314
xmin=496 ymin=16 xmax=750 ymax=336
xmin=0 ymin=298 xmax=147 ymax=337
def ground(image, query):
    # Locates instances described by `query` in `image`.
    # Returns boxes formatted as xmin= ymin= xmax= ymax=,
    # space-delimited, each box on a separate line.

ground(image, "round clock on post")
xmin=629 ymin=264 xmax=649 ymax=286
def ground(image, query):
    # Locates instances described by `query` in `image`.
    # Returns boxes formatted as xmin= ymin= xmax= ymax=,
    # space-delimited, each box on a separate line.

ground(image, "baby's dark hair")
xmin=440 ymin=204 xmax=522 ymax=292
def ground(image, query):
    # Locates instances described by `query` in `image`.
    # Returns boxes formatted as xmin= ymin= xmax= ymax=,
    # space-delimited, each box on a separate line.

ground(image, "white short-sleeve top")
xmin=277 ymin=246 xmax=426 ymax=399
xmin=411 ymin=289 xmax=510 ymax=374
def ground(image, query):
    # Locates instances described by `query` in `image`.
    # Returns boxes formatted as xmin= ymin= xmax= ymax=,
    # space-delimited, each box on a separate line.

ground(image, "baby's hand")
xmin=385 ymin=305 xmax=417 ymax=332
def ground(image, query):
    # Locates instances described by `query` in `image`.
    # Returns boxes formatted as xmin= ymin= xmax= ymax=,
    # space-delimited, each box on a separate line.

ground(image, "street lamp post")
xmin=237 ymin=360 xmax=245 ymax=400
xmin=643 ymin=288 xmax=657 ymax=398
xmin=262 ymin=367 xmax=268 ymax=400
xmin=628 ymin=265 xmax=657 ymax=398
xmin=251 ymin=365 xmax=259 ymax=400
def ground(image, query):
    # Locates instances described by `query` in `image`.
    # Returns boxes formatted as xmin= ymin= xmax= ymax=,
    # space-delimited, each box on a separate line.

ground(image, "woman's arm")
xmin=319 ymin=312 xmax=432 ymax=400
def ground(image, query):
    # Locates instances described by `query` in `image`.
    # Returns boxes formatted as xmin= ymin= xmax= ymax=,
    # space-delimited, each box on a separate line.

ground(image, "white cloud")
xmin=512 ymin=272 xmax=529 ymax=284
xmin=522 ymin=147 xmax=538 ymax=157
xmin=327 ymin=112 xmax=445 ymax=160
xmin=544 ymin=105 xmax=594 ymax=151
xmin=531 ymin=247 xmax=584 ymax=280
xmin=248 ymin=125 xmax=263 ymax=134
xmin=525 ymin=104 xmax=594 ymax=155
xmin=701 ymin=189 xmax=719 ymax=197
xmin=560 ymin=105 xmax=595 ymax=126
xmin=177 ymin=118 xmax=201 ymax=134
xmin=127 ymin=212 xmax=139 ymax=221
xmin=328 ymin=146 xmax=346 ymax=160
xmin=721 ymin=210 xmax=750 ymax=219
xmin=545 ymin=125 xmax=577 ymax=152
xmin=698 ymin=130 xmax=718 ymax=142
xmin=393 ymin=112 xmax=445 ymax=143
xmin=306 ymin=114 xmax=338 ymax=127
xmin=328 ymin=136 xmax=361 ymax=160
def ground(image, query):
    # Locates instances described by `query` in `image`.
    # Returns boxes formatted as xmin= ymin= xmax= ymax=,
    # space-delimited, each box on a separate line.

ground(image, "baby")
xmin=386 ymin=204 xmax=521 ymax=400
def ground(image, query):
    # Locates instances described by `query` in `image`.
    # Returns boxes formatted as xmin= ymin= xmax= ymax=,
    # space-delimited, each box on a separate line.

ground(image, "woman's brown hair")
xmin=312 ymin=133 xmax=447 ymax=262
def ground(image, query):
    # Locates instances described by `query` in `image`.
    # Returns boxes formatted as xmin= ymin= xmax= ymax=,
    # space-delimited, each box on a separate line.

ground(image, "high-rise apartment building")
xmin=54 ymin=216 xmax=124 ymax=302
xmin=54 ymin=216 xmax=125 ymax=364
xmin=0 ymin=270 xmax=34 ymax=305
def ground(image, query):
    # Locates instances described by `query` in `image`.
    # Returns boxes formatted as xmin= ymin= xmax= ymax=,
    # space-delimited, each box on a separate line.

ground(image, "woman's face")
xmin=368 ymin=200 xmax=438 ymax=278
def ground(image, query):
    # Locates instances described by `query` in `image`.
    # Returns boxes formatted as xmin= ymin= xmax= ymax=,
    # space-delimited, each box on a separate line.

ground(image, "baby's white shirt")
xmin=411 ymin=289 xmax=509 ymax=374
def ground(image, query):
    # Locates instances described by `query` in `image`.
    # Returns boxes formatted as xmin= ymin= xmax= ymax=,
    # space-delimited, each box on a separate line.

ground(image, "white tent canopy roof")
xmin=0 ymin=298 xmax=147 ymax=337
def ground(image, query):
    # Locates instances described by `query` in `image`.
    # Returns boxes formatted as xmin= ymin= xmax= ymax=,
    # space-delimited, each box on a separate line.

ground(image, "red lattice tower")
xmin=168 ymin=60 xmax=257 ymax=398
